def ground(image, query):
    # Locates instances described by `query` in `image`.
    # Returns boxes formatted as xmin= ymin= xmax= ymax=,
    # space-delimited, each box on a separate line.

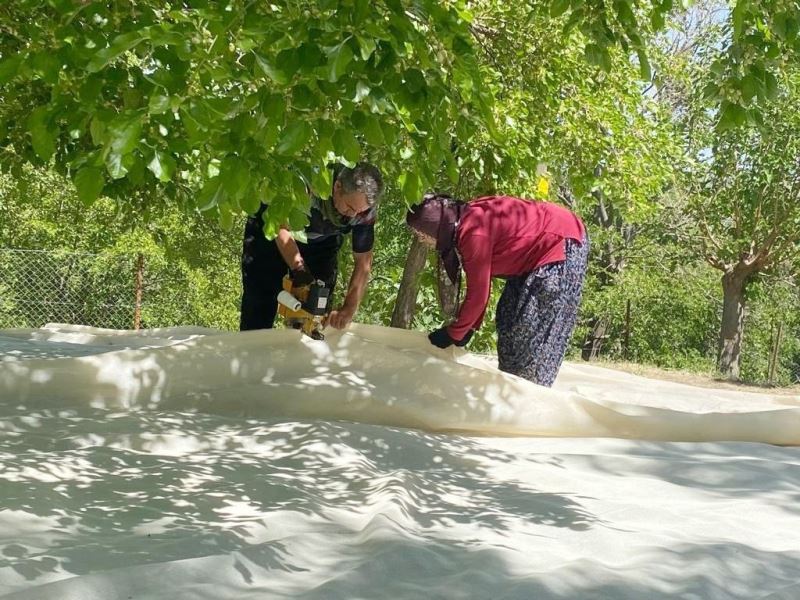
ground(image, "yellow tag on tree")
xmin=536 ymin=176 xmax=550 ymax=198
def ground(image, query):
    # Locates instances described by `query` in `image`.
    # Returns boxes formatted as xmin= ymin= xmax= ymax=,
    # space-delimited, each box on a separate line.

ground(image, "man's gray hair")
xmin=337 ymin=163 xmax=384 ymax=207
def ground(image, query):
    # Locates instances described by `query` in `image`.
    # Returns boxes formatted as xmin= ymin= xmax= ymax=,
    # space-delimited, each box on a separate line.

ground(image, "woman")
xmin=406 ymin=193 xmax=589 ymax=387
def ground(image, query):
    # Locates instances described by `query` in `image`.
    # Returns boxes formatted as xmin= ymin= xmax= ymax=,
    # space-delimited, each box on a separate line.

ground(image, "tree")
xmin=0 ymin=0 xmax=502 ymax=231
xmin=9 ymin=0 xmax=795 ymax=227
xmin=690 ymin=82 xmax=800 ymax=378
xmin=652 ymin=3 xmax=800 ymax=378
xmin=387 ymin=0 xmax=682 ymax=342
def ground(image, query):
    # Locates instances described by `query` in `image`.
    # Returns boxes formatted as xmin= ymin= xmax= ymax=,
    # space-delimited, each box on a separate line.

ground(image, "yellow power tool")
xmin=276 ymin=275 xmax=331 ymax=340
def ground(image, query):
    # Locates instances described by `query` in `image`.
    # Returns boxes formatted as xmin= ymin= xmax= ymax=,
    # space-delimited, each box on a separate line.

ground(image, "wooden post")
xmin=133 ymin=253 xmax=144 ymax=330
xmin=768 ymin=321 xmax=784 ymax=385
xmin=623 ymin=299 xmax=631 ymax=361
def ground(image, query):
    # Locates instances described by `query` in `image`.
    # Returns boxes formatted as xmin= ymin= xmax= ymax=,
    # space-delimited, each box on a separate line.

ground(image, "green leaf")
xmin=254 ymin=52 xmax=289 ymax=84
xmin=240 ymin=180 xmax=261 ymax=215
xmin=261 ymin=93 xmax=287 ymax=121
xmin=356 ymin=35 xmax=377 ymax=60
xmin=89 ymin=116 xmax=107 ymax=146
xmin=315 ymin=120 xmax=335 ymax=156
xmin=362 ymin=115 xmax=385 ymax=145
xmin=350 ymin=110 xmax=367 ymax=129
xmin=288 ymin=207 xmax=309 ymax=230
xmin=290 ymin=229 xmax=308 ymax=243
xmin=147 ymin=151 xmax=177 ymax=182
xmin=220 ymin=156 xmax=251 ymax=200
xmin=73 ymin=167 xmax=105 ymax=205
xmin=381 ymin=121 xmax=398 ymax=146
xmin=764 ymin=71 xmax=779 ymax=100
xmin=27 ymin=107 xmax=56 ymax=161
xmin=333 ymin=128 xmax=361 ymax=164
xmin=445 ymin=153 xmax=459 ymax=185
xmin=291 ymin=84 xmax=317 ymax=111
xmin=105 ymin=151 xmax=135 ymax=179
xmin=127 ymin=154 xmax=146 ymax=185
xmin=650 ymin=8 xmax=665 ymax=31
xmin=614 ymin=0 xmax=637 ymax=28
xmin=584 ymin=43 xmax=602 ymax=67
xmin=0 ymin=55 xmax=22 ymax=85
xmin=297 ymin=43 xmax=325 ymax=72
xmin=312 ymin=164 xmax=333 ymax=195
xmin=108 ymin=115 xmax=142 ymax=155
xmin=636 ymin=47 xmax=652 ymax=81
xmin=149 ymin=94 xmax=171 ymax=115
xmin=197 ymin=177 xmax=228 ymax=211
xmin=150 ymin=25 xmax=184 ymax=47
xmin=702 ymin=82 xmax=720 ymax=100
xmin=732 ymin=1 xmax=746 ymax=39
xmin=740 ymin=73 xmax=761 ymax=103
xmin=717 ymin=101 xmax=747 ymax=131
xmin=354 ymin=81 xmax=371 ymax=102
xmin=327 ymin=41 xmax=354 ymax=83
xmin=773 ymin=12 xmax=788 ymax=39
xmin=598 ymin=47 xmax=612 ymax=72
xmin=399 ymin=171 xmax=421 ymax=204
xmin=87 ymin=31 xmax=149 ymax=73
xmin=276 ymin=121 xmax=312 ymax=155
xmin=79 ymin=77 xmax=104 ymax=104
xmin=219 ymin=203 xmax=234 ymax=230
xmin=31 ymin=50 xmax=61 ymax=85
xmin=123 ymin=89 xmax=143 ymax=110
xmin=550 ymin=0 xmax=571 ymax=18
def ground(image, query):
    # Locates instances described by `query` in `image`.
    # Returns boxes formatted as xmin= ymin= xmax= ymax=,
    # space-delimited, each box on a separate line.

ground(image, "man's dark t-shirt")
xmin=239 ymin=169 xmax=376 ymax=330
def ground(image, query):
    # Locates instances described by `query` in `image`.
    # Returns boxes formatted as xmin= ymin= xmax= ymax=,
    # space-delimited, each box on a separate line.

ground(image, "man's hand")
xmin=327 ymin=306 xmax=355 ymax=329
xmin=290 ymin=266 xmax=315 ymax=288
xmin=428 ymin=327 xmax=454 ymax=349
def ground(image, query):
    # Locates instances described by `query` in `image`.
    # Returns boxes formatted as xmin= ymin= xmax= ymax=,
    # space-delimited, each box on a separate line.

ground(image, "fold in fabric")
xmin=2 ymin=323 xmax=798 ymax=445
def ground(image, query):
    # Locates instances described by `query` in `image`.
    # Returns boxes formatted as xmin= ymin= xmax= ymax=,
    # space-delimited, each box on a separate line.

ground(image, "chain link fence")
xmin=581 ymin=306 xmax=800 ymax=386
xmin=0 ymin=249 xmax=139 ymax=329
xmin=1 ymin=247 xmax=798 ymax=385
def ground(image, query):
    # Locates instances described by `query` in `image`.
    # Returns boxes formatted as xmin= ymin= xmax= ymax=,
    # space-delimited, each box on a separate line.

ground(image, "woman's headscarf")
xmin=406 ymin=193 xmax=465 ymax=284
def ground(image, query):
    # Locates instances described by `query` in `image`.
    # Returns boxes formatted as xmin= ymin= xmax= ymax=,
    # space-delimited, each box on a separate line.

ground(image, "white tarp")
xmin=1 ymin=324 xmax=799 ymax=599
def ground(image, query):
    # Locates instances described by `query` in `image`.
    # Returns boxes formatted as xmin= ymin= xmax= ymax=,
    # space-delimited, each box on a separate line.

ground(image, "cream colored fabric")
xmin=2 ymin=323 xmax=799 ymax=444
xmin=1 ymin=324 xmax=799 ymax=599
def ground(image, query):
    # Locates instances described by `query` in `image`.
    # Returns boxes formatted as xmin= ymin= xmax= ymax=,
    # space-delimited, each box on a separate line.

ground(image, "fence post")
xmin=768 ymin=321 xmax=784 ymax=385
xmin=133 ymin=253 xmax=144 ymax=330
xmin=624 ymin=299 xmax=631 ymax=361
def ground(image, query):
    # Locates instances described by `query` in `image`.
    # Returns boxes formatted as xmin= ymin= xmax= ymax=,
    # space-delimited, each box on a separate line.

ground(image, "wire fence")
xmin=0 ymin=249 xmax=139 ymax=330
xmin=1 ymin=247 xmax=798 ymax=385
xmin=581 ymin=304 xmax=800 ymax=386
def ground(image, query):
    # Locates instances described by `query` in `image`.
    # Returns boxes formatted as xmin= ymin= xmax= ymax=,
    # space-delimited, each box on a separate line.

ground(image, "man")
xmin=240 ymin=163 xmax=383 ymax=331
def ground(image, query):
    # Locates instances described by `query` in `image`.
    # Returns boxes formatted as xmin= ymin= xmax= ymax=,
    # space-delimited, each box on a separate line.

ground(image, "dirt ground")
xmin=594 ymin=360 xmax=800 ymax=397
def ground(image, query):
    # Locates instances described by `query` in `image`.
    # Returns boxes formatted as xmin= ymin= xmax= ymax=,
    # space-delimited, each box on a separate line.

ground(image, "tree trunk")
xmin=390 ymin=237 xmax=428 ymax=328
xmin=718 ymin=270 xmax=747 ymax=379
xmin=436 ymin=263 xmax=459 ymax=320
xmin=581 ymin=316 xmax=609 ymax=361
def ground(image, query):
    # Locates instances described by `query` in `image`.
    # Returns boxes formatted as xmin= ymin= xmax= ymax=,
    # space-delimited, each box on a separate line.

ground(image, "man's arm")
xmin=275 ymin=227 xmax=304 ymax=271
xmin=327 ymin=250 xmax=372 ymax=329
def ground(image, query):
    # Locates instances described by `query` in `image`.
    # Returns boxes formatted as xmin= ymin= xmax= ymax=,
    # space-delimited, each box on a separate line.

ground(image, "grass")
xmin=590 ymin=358 xmax=800 ymax=396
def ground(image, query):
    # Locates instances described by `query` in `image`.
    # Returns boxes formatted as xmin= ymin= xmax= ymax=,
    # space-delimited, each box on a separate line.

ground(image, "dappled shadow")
xmin=0 ymin=412 xmax=601 ymax=596
xmin=569 ymin=439 xmax=800 ymax=515
xmin=2 ymin=410 xmax=800 ymax=598
xmin=3 ymin=325 xmax=800 ymax=598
